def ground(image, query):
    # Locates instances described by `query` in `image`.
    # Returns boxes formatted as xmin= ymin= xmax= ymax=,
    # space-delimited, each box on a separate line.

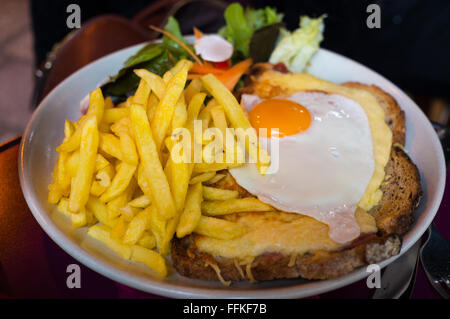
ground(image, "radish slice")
xmin=194 ymin=35 xmax=233 ymax=62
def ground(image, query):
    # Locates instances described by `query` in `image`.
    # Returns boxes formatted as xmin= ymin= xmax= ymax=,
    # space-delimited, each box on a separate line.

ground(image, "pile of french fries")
xmin=48 ymin=59 xmax=272 ymax=277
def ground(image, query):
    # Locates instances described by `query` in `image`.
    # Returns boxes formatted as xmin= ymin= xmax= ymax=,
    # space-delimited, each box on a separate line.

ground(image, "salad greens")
xmin=269 ymin=15 xmax=326 ymax=73
xmin=219 ymin=3 xmax=283 ymax=59
xmin=101 ymin=2 xmax=325 ymax=101
xmin=102 ymin=17 xmax=193 ymax=101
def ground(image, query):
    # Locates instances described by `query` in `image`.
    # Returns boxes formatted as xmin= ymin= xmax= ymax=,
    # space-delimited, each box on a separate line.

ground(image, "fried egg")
xmin=229 ymin=91 xmax=375 ymax=243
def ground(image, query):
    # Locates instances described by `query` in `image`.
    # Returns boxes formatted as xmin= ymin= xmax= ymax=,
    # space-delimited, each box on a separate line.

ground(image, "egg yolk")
xmin=248 ymin=99 xmax=311 ymax=137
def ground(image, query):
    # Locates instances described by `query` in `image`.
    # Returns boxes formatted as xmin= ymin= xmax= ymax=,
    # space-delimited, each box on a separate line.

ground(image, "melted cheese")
xmin=195 ymin=210 xmax=377 ymax=259
xmin=253 ymin=71 xmax=392 ymax=210
xmin=195 ymin=72 xmax=392 ymax=259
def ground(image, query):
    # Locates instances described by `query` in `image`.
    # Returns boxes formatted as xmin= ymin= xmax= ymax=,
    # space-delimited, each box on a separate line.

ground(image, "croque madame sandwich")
xmin=171 ymin=63 xmax=422 ymax=284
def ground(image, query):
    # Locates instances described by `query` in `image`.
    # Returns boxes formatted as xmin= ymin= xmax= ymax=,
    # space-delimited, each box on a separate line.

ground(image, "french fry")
xmin=99 ymin=133 xmax=123 ymax=161
xmin=66 ymin=152 xmax=110 ymax=179
xmin=56 ymin=197 xmax=72 ymax=217
xmin=202 ymin=186 xmax=239 ymax=201
xmin=186 ymin=93 xmax=206 ymax=130
xmin=99 ymin=123 xmax=111 ymax=134
xmin=130 ymin=104 xmax=176 ymax=220
xmin=95 ymin=164 xmax=115 ymax=187
xmin=193 ymin=162 xmax=242 ymax=174
xmin=87 ymin=88 xmax=105 ymax=124
xmin=56 ymin=115 xmax=86 ymax=152
xmin=134 ymin=69 xmax=165 ymax=100
xmin=106 ymin=179 xmax=137 ymax=219
xmin=100 ymin=162 xmax=137 ymax=202
xmin=87 ymin=224 xmax=132 ymax=259
xmin=104 ymin=96 xmax=114 ymax=109
xmin=176 ymin=182 xmax=203 ymax=238
xmin=189 ymin=171 xmax=216 ymax=185
xmin=102 ymin=108 xmax=129 ymax=124
xmin=194 ymin=216 xmax=247 ymax=240
xmin=63 ymin=119 xmax=75 ymax=140
xmin=171 ymin=95 xmax=187 ymax=130
xmin=95 ymin=154 xmax=110 ymax=171
xmin=184 ymin=78 xmax=202 ymax=104
xmin=118 ymin=131 xmax=138 ymax=165
xmin=110 ymin=117 xmax=134 ymax=138
xmin=163 ymin=59 xmax=191 ymax=83
xmin=148 ymin=205 xmax=165 ymax=252
xmin=137 ymin=232 xmax=156 ymax=250
xmin=210 ymin=105 xmax=228 ymax=138
xmin=169 ymin=159 xmax=190 ymax=213
xmin=90 ymin=181 xmax=107 ymax=196
xmin=120 ymin=205 xmax=140 ymax=222
xmin=58 ymin=198 xmax=95 ymax=226
xmin=197 ymin=100 xmax=214 ymax=133
xmin=151 ymin=60 xmax=192 ymax=151
xmin=48 ymin=120 xmax=75 ymax=203
xmin=201 ymin=74 xmax=271 ymax=174
xmin=110 ymin=216 xmax=128 ymax=240
xmin=131 ymin=245 xmax=167 ymax=277
xmin=128 ymin=194 xmax=151 ymax=208
xmin=71 ymin=208 xmax=88 ymax=228
xmin=86 ymin=196 xmax=116 ymax=228
xmin=146 ymin=93 xmax=159 ymax=122
xmin=123 ymin=207 xmax=152 ymax=245
xmin=85 ymin=208 xmax=97 ymax=225
xmin=160 ymin=217 xmax=178 ymax=255
xmin=202 ymin=198 xmax=273 ymax=216
xmin=136 ymin=163 xmax=151 ymax=197
xmin=48 ymin=184 xmax=63 ymax=204
xmin=133 ymin=78 xmax=151 ymax=106
xmin=69 ymin=115 xmax=99 ymax=213
xmin=204 ymin=173 xmax=226 ymax=185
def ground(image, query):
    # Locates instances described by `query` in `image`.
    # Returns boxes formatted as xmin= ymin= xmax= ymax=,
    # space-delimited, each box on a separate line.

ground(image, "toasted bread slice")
xmin=171 ymin=68 xmax=422 ymax=282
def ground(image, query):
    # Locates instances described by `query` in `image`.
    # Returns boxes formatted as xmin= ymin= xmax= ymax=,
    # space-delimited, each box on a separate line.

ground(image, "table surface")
xmin=0 ymin=136 xmax=447 ymax=299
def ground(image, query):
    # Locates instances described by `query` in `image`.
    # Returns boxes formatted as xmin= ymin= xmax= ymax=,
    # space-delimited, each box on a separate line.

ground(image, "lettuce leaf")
xmin=219 ymin=3 xmax=282 ymax=58
xmin=220 ymin=3 xmax=253 ymax=57
xmin=163 ymin=16 xmax=193 ymax=57
xmin=269 ymin=15 xmax=326 ymax=72
xmin=245 ymin=6 xmax=283 ymax=31
xmin=101 ymin=16 xmax=192 ymax=101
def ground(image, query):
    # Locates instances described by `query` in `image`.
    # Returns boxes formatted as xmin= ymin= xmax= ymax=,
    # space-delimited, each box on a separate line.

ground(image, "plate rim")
xmin=18 ymin=41 xmax=447 ymax=299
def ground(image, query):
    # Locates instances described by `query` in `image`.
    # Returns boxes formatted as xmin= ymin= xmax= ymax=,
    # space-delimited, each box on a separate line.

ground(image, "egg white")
xmin=230 ymin=91 xmax=375 ymax=243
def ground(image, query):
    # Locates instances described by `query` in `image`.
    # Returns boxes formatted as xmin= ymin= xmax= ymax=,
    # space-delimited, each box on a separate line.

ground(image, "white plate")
xmin=19 ymin=40 xmax=446 ymax=298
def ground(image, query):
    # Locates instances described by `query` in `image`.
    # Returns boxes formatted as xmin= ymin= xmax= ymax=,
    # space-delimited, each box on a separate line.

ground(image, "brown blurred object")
xmin=410 ymin=94 xmax=450 ymax=126
xmin=33 ymin=0 xmax=229 ymax=107
xmin=34 ymin=0 xmax=179 ymax=105
xmin=427 ymin=98 xmax=450 ymax=125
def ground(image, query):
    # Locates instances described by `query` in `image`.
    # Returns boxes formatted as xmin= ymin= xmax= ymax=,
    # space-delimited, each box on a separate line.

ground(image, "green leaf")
xmin=221 ymin=3 xmax=283 ymax=59
xmin=269 ymin=15 xmax=326 ymax=73
xmin=163 ymin=16 xmax=194 ymax=54
xmin=250 ymin=22 xmax=283 ymax=63
xmin=102 ymin=51 xmax=173 ymax=101
xmin=223 ymin=3 xmax=253 ymax=57
xmin=110 ymin=43 xmax=163 ymax=81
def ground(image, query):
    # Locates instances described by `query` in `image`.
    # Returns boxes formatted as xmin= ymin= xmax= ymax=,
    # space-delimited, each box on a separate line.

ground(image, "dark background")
xmin=30 ymin=0 xmax=450 ymax=98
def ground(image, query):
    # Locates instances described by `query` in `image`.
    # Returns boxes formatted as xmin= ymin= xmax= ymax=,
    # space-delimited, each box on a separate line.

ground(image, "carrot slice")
xmin=217 ymin=59 xmax=253 ymax=91
xmin=190 ymin=63 xmax=225 ymax=75
xmin=149 ymin=25 xmax=203 ymax=65
xmin=193 ymin=27 xmax=203 ymax=39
